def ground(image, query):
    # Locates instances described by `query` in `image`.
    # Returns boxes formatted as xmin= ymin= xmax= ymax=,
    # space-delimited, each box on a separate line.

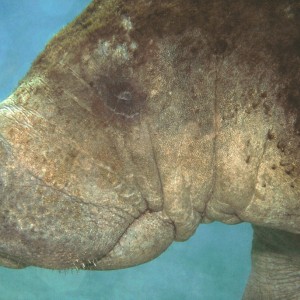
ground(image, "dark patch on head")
xmin=245 ymin=155 xmax=251 ymax=164
xmin=267 ymin=129 xmax=275 ymax=140
xmin=263 ymin=101 xmax=272 ymax=116
xmin=277 ymin=140 xmax=287 ymax=153
xmin=91 ymin=75 xmax=147 ymax=125
xmin=213 ymin=39 xmax=228 ymax=55
xmin=260 ymin=92 xmax=267 ymax=98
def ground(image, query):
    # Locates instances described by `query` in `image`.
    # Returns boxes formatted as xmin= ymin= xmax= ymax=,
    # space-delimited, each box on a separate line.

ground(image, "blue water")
xmin=0 ymin=1 xmax=252 ymax=299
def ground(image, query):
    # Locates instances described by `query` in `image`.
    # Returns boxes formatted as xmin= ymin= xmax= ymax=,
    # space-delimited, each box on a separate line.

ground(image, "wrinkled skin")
xmin=0 ymin=0 xmax=299 ymax=298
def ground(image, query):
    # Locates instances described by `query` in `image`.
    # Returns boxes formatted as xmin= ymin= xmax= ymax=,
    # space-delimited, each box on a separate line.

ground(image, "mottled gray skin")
xmin=0 ymin=0 xmax=299 ymax=298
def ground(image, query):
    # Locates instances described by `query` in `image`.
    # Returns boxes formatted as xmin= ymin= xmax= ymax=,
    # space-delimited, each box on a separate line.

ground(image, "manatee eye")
xmin=93 ymin=76 xmax=146 ymax=119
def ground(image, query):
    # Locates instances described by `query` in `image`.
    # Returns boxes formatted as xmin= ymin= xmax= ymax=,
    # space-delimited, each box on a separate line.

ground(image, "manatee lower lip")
xmin=86 ymin=211 xmax=174 ymax=270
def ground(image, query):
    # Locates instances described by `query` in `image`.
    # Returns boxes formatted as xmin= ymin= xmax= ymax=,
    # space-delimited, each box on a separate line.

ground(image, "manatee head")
xmin=0 ymin=0 xmax=299 ymax=270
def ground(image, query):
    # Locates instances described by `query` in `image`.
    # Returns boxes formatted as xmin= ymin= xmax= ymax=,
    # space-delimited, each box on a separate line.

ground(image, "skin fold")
xmin=0 ymin=0 xmax=299 ymax=298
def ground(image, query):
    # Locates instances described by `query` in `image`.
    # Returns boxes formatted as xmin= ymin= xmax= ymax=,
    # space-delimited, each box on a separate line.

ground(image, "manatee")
xmin=0 ymin=0 xmax=299 ymax=298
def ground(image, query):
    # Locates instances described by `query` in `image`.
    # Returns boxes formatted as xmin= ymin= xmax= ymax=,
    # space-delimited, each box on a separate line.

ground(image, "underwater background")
xmin=0 ymin=1 xmax=253 ymax=299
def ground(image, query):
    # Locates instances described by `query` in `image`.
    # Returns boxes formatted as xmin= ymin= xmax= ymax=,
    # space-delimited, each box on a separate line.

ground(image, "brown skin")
xmin=0 ymin=0 xmax=299 ymax=298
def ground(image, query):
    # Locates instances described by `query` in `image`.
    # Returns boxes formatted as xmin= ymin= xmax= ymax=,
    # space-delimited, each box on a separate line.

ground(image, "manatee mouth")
xmin=0 ymin=145 xmax=173 ymax=271
xmin=0 ymin=210 xmax=174 ymax=270
xmin=75 ymin=211 xmax=175 ymax=270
